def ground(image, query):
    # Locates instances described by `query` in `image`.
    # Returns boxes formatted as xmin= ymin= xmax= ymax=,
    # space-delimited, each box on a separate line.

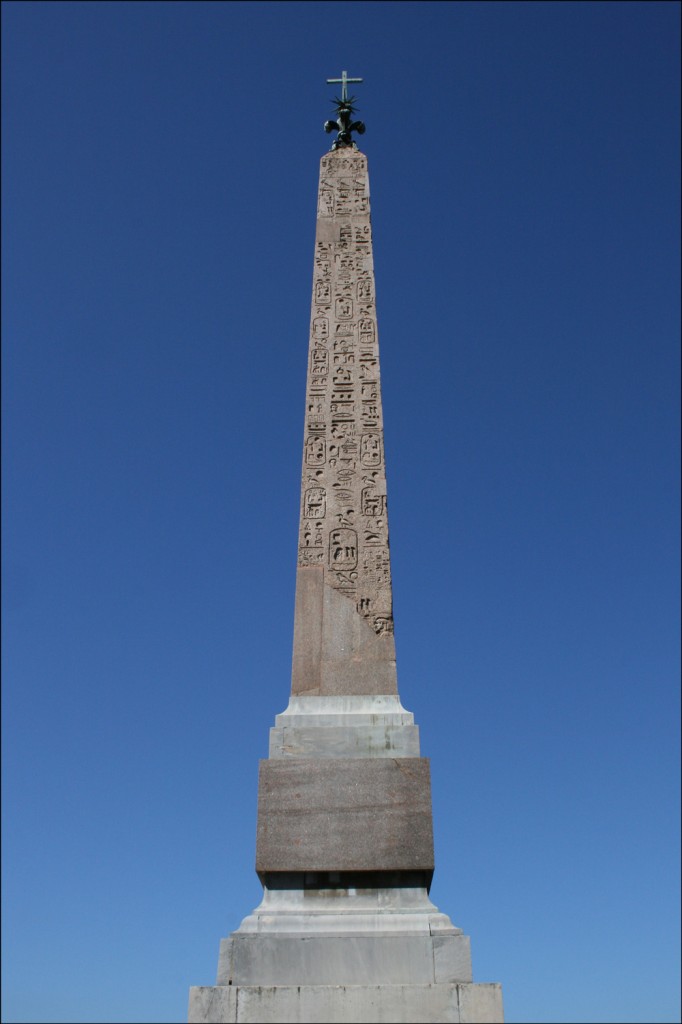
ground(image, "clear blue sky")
xmin=2 ymin=3 xmax=679 ymax=1023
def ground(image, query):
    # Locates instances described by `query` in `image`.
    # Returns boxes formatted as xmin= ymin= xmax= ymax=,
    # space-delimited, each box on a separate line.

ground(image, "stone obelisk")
xmin=188 ymin=73 xmax=503 ymax=1024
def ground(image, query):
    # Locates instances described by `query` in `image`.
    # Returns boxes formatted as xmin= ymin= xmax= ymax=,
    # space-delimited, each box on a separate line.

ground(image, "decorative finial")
xmin=324 ymin=70 xmax=365 ymax=150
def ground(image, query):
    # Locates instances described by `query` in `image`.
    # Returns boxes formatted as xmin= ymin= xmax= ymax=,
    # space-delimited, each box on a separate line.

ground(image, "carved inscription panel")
xmin=297 ymin=149 xmax=394 ymax=636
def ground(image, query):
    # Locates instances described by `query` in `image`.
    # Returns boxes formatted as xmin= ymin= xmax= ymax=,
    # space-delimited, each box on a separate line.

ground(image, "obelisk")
xmin=188 ymin=73 xmax=503 ymax=1024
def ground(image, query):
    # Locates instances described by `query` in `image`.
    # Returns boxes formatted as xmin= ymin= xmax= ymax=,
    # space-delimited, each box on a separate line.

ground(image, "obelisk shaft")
xmin=292 ymin=147 xmax=397 ymax=697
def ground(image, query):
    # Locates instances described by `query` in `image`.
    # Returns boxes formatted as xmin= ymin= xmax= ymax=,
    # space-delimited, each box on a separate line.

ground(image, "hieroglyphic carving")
xmin=361 ymin=402 xmax=378 ymax=427
xmin=335 ymin=178 xmax=352 ymax=213
xmin=360 ymin=433 xmax=382 ymax=467
xmin=297 ymin=149 xmax=394 ymax=636
xmin=306 ymin=436 xmax=326 ymax=465
xmin=312 ymin=315 xmax=329 ymax=341
xmin=310 ymin=347 xmax=329 ymax=378
xmin=359 ymin=316 xmax=375 ymax=343
xmin=320 ymin=154 xmax=357 ymax=176
xmin=335 ymin=295 xmax=353 ymax=320
xmin=358 ymin=360 xmax=377 ymax=383
xmin=308 ymin=394 xmax=325 ymax=417
xmin=339 ymin=223 xmax=353 ymax=249
xmin=353 ymin=182 xmax=369 ymax=214
xmin=318 ymin=184 xmax=334 ymax=216
xmin=361 ymin=486 xmax=385 ymax=518
xmin=357 ymin=276 xmax=373 ymax=302
xmin=355 ymin=224 xmax=371 ymax=249
xmin=331 ymin=350 xmax=352 ymax=370
xmin=336 ymin=252 xmax=355 ymax=277
xmin=304 ymin=487 xmax=326 ymax=519
xmin=329 ymin=528 xmax=358 ymax=569
xmin=300 ymin=513 xmax=325 ymax=563
xmin=315 ymin=242 xmax=332 ymax=277
xmin=334 ymin=326 xmax=355 ymax=350
xmin=299 ymin=548 xmax=324 ymax=565
xmin=373 ymin=615 xmax=394 ymax=637
xmin=362 ymin=546 xmax=390 ymax=588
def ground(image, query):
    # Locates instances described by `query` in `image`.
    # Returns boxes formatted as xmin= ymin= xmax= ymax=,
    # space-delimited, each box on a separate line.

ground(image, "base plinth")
xmin=188 ymin=983 xmax=503 ymax=1023
xmin=189 ymin=877 xmax=503 ymax=1023
xmin=189 ymin=699 xmax=503 ymax=1023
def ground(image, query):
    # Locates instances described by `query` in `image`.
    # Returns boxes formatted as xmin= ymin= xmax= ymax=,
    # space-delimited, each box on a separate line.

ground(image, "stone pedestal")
xmin=188 ymin=862 xmax=503 ymax=1021
xmin=188 ymin=696 xmax=503 ymax=1022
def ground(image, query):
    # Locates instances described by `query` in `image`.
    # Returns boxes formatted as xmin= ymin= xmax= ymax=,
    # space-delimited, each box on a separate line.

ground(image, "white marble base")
xmin=235 ymin=879 xmax=457 ymax=934
xmin=218 ymin=932 xmax=472 ymax=986
xmin=269 ymin=695 xmax=420 ymax=758
xmin=188 ymin=982 xmax=504 ymax=1023
xmin=223 ymin=884 xmax=469 ymax=983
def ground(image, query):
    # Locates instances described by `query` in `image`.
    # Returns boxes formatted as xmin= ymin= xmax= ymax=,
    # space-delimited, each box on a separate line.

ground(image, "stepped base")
xmin=188 ymin=982 xmax=503 ymax=1023
xmin=189 ymin=880 xmax=502 ymax=1022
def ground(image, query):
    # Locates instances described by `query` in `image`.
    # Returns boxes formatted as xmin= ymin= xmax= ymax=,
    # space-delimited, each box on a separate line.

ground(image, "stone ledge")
xmin=188 ymin=982 xmax=504 ymax=1023
xmin=217 ymin=933 xmax=472 ymax=986
xmin=269 ymin=724 xmax=421 ymax=758
xmin=275 ymin=695 xmax=415 ymax=725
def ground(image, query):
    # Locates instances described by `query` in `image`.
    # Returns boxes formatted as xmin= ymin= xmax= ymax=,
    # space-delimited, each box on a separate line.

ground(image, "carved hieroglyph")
xmin=292 ymin=148 xmax=397 ymax=696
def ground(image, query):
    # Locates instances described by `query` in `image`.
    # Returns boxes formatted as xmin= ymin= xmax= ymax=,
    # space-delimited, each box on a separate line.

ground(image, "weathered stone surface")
xmin=269 ymin=694 xmax=420 ymax=758
xmin=292 ymin=147 xmax=398 ymax=698
xmin=230 ymin=876 xmax=460 ymax=935
xmin=459 ymin=983 xmax=505 ymax=1023
xmin=188 ymin=982 xmax=504 ymax=1023
xmin=269 ymin=722 xmax=420 ymax=758
xmin=255 ymin=758 xmax=434 ymax=875
xmin=274 ymin=694 xmax=416 ymax=726
xmin=292 ymin=568 xmax=398 ymax=696
xmin=434 ymin=933 xmax=473 ymax=983
xmin=219 ymin=933 xmax=472 ymax=986
xmin=189 ymin=987 xmax=237 ymax=1024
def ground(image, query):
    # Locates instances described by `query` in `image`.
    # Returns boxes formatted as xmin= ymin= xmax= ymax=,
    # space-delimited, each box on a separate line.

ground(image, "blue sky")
xmin=2 ymin=3 xmax=679 ymax=1023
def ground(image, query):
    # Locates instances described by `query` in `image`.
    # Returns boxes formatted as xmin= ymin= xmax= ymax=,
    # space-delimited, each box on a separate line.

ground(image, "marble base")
xmin=217 ymin=933 xmax=472 ymax=986
xmin=188 ymin=982 xmax=503 ymax=1023
xmin=269 ymin=696 xmax=420 ymax=759
xmin=188 ymin=879 xmax=503 ymax=1022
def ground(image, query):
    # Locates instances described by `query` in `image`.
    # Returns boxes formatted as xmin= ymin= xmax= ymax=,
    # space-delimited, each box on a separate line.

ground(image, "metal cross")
xmin=326 ymin=70 xmax=363 ymax=103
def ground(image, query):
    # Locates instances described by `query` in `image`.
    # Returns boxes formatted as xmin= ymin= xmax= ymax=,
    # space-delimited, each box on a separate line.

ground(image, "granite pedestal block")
xmin=255 ymin=758 xmax=434 ymax=877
